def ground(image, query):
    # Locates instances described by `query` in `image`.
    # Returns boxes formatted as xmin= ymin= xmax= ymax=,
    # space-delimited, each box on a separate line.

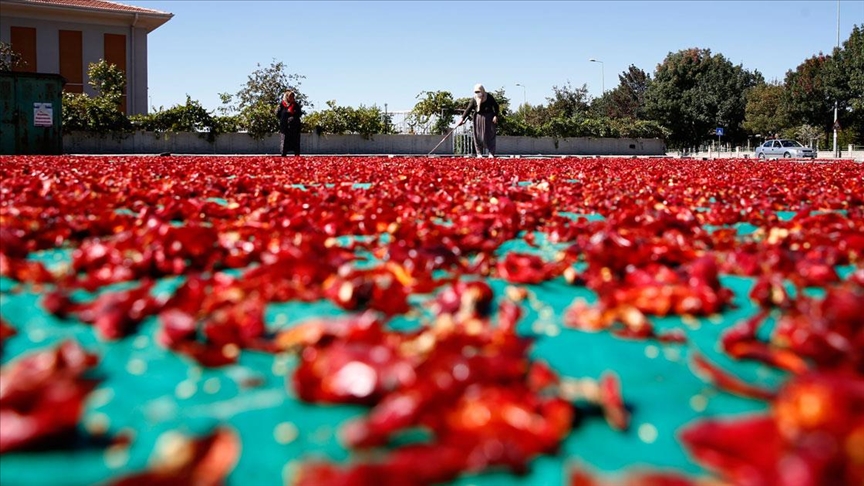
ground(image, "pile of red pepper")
xmin=0 ymin=156 xmax=862 ymax=485
xmin=285 ymin=283 xmax=625 ymax=485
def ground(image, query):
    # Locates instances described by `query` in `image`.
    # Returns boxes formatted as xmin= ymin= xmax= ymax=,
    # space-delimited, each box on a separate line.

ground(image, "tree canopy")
xmin=645 ymin=48 xmax=761 ymax=148
xmin=219 ymin=60 xmax=307 ymax=139
xmin=743 ymin=82 xmax=788 ymax=138
xmin=58 ymin=24 xmax=864 ymax=147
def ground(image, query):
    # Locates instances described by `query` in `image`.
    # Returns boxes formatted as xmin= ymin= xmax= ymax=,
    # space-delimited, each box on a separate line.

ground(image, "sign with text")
xmin=34 ymin=103 xmax=53 ymax=127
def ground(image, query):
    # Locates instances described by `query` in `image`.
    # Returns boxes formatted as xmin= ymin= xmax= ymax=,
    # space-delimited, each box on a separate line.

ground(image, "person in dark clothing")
xmin=275 ymin=91 xmax=302 ymax=156
xmin=455 ymin=84 xmax=500 ymax=157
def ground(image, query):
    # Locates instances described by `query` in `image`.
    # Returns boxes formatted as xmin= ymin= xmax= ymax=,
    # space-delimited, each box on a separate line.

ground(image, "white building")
xmin=0 ymin=0 xmax=172 ymax=114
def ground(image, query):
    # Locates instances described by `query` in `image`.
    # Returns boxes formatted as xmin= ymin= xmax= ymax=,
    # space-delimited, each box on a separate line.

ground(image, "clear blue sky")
xmin=135 ymin=1 xmax=863 ymax=113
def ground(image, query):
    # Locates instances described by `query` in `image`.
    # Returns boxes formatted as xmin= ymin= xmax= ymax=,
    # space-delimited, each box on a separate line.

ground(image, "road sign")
xmin=715 ymin=127 xmax=724 ymax=136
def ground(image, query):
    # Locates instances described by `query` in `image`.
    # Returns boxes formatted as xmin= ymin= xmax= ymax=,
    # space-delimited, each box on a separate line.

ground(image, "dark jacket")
xmin=276 ymin=100 xmax=303 ymax=133
xmin=459 ymin=94 xmax=500 ymax=123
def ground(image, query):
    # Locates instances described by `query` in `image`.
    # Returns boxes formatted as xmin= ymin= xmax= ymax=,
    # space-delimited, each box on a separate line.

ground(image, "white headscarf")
xmin=474 ymin=84 xmax=486 ymax=109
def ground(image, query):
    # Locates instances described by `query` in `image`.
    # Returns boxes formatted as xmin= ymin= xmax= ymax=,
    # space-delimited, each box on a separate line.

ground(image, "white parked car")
xmin=754 ymin=139 xmax=816 ymax=159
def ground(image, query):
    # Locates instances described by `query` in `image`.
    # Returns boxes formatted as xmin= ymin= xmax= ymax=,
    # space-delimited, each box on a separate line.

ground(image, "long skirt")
xmin=473 ymin=112 xmax=496 ymax=155
xmin=280 ymin=125 xmax=301 ymax=156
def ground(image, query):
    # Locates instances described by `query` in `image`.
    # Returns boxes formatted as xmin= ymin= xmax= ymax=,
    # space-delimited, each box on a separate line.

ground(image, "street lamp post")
xmin=589 ymin=58 xmax=605 ymax=94
xmin=515 ymin=83 xmax=527 ymax=107
xmin=833 ymin=0 xmax=840 ymax=158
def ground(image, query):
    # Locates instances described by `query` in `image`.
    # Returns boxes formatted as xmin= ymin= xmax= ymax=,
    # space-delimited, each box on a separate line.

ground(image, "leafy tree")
xmin=743 ymin=81 xmax=790 ymax=138
xmin=220 ymin=60 xmax=306 ymax=139
xmin=499 ymin=82 xmax=591 ymax=139
xmin=212 ymin=115 xmax=243 ymax=134
xmin=823 ymin=25 xmax=864 ymax=144
xmin=495 ymin=81 xmax=667 ymax=140
xmin=498 ymin=104 xmax=544 ymax=136
xmin=588 ymin=92 xmax=611 ymax=119
xmin=497 ymin=115 xmax=537 ymax=136
xmin=303 ymin=100 xmax=390 ymax=139
xmin=610 ymin=119 xmax=670 ymax=139
xmin=87 ymin=59 xmax=125 ymax=104
xmin=528 ymin=82 xmax=593 ymax=139
xmin=380 ymin=110 xmax=396 ymax=135
xmin=489 ymin=88 xmax=512 ymax=117
xmin=411 ymin=91 xmax=459 ymax=134
xmin=62 ymin=60 xmax=130 ymax=133
xmin=545 ymin=81 xmax=590 ymax=120
xmin=517 ymin=104 xmax=552 ymax=133
xmin=0 ymin=41 xmax=25 ymax=71
xmin=129 ymin=95 xmax=220 ymax=141
xmin=645 ymin=48 xmax=760 ymax=148
xmin=497 ymin=105 xmax=536 ymax=136
xmin=794 ymin=124 xmax=823 ymax=148
xmin=836 ymin=25 xmax=864 ymax=113
xmin=783 ymin=54 xmax=833 ymax=134
xmin=216 ymin=92 xmax=234 ymax=116
xmin=303 ymin=100 xmax=349 ymax=135
xmin=348 ymin=105 xmax=391 ymax=138
xmin=594 ymin=65 xmax=651 ymax=120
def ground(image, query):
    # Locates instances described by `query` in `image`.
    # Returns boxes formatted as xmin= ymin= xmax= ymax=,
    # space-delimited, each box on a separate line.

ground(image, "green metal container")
xmin=0 ymin=72 xmax=65 ymax=155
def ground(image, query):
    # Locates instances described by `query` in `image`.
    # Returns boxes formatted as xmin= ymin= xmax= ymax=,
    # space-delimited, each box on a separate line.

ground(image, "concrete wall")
xmin=63 ymin=132 xmax=455 ymax=155
xmin=63 ymin=131 xmax=668 ymax=156
xmin=498 ymin=136 xmax=664 ymax=156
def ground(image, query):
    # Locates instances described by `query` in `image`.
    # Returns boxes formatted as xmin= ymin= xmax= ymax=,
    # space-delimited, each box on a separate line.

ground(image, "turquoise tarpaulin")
xmin=1 ymin=230 xmax=824 ymax=486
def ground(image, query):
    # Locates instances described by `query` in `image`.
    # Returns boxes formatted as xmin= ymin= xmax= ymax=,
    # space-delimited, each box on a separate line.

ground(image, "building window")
xmin=103 ymin=33 xmax=127 ymax=112
xmin=59 ymin=30 xmax=83 ymax=93
xmin=10 ymin=27 xmax=37 ymax=72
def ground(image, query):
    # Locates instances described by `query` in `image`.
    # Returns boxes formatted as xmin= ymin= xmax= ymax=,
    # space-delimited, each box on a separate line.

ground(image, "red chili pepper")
xmin=569 ymin=466 xmax=697 ymax=486
xmin=681 ymin=371 xmax=864 ymax=486
xmin=432 ymin=280 xmax=494 ymax=319
xmin=689 ymin=353 xmax=776 ymax=401
xmin=108 ymin=427 xmax=240 ymax=486
xmin=0 ymin=254 xmax=56 ymax=284
xmin=0 ymin=319 xmax=17 ymax=352
xmin=598 ymin=373 xmax=629 ymax=431
xmin=0 ymin=341 xmax=99 ymax=453
xmin=496 ymin=252 xmax=564 ymax=285
xmin=74 ymin=280 xmax=159 ymax=340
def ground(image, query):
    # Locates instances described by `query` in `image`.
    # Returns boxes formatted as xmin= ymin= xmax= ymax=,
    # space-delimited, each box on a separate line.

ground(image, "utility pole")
xmin=589 ymin=59 xmax=605 ymax=94
xmin=833 ymin=0 xmax=840 ymax=157
xmin=515 ymin=83 xmax=526 ymax=108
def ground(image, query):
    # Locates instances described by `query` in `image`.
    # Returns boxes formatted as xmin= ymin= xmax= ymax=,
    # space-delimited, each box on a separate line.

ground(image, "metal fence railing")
xmin=382 ymin=110 xmax=490 ymax=155
xmin=384 ymin=111 xmax=463 ymax=136
xmin=382 ymin=111 xmax=413 ymax=134
xmin=453 ymin=133 xmax=475 ymax=155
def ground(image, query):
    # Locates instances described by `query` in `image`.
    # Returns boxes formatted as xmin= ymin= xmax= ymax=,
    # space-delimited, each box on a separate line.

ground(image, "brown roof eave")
xmin=0 ymin=1 xmax=173 ymax=32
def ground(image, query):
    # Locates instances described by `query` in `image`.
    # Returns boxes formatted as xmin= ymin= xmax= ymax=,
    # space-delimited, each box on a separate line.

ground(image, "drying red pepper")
xmin=108 ymin=427 xmax=240 ymax=486
xmin=0 ymin=319 xmax=15 ymax=353
xmin=681 ymin=371 xmax=864 ymax=486
xmin=0 ymin=340 xmax=99 ymax=453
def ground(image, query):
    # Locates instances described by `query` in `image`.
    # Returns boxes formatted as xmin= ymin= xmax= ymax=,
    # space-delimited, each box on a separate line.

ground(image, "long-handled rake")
xmin=427 ymin=127 xmax=457 ymax=156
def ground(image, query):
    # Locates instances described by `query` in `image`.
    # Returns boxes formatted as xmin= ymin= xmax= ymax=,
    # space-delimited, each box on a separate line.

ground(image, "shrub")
xmin=130 ymin=96 xmax=219 ymax=141
xmin=304 ymin=101 xmax=390 ymax=139
xmin=61 ymin=60 xmax=131 ymax=135
xmin=62 ymin=92 xmax=131 ymax=134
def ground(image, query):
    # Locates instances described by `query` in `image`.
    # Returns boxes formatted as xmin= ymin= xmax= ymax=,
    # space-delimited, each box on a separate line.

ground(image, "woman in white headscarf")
xmin=455 ymin=84 xmax=500 ymax=157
